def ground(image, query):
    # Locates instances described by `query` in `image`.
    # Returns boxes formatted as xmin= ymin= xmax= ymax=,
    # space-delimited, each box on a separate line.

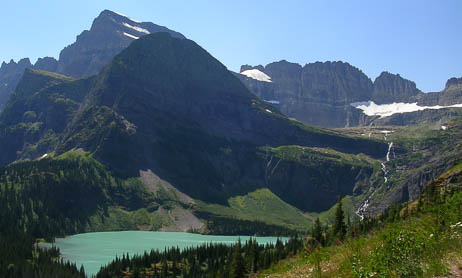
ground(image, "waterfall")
xmin=356 ymin=130 xmax=394 ymax=220
xmin=386 ymin=142 xmax=394 ymax=162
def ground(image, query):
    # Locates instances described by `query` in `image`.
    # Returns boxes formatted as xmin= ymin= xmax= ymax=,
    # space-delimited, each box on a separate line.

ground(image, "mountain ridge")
xmin=238 ymin=60 xmax=462 ymax=127
xmin=0 ymin=10 xmax=185 ymax=111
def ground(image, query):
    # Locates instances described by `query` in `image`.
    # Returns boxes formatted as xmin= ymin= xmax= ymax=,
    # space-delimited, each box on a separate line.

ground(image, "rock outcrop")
xmin=372 ymin=71 xmax=421 ymax=104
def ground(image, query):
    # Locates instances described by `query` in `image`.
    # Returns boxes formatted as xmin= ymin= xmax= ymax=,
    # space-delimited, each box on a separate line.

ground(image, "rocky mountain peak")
xmin=372 ymin=71 xmax=421 ymax=104
xmin=301 ymin=61 xmax=373 ymax=104
xmin=240 ymin=64 xmax=265 ymax=73
xmin=445 ymin=77 xmax=462 ymax=91
xmin=0 ymin=58 xmax=32 ymax=74
xmin=56 ymin=10 xmax=185 ymax=78
xmin=34 ymin=57 xmax=58 ymax=73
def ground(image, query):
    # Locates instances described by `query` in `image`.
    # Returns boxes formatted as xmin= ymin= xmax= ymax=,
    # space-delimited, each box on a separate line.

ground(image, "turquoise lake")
xmin=40 ymin=231 xmax=284 ymax=277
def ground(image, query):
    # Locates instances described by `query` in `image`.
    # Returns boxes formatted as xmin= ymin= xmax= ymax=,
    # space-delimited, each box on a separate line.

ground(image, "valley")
xmin=0 ymin=6 xmax=460 ymax=278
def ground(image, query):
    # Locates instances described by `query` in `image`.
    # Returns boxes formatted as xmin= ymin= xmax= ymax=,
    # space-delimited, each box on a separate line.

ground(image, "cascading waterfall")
xmin=356 ymin=130 xmax=394 ymax=220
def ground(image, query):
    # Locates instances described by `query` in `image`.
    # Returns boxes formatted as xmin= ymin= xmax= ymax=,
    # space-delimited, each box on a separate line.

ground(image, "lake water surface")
xmin=40 ymin=231 xmax=283 ymax=276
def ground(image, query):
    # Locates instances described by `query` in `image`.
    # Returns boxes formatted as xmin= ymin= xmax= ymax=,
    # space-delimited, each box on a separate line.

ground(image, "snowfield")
xmin=351 ymin=101 xmax=462 ymax=118
xmin=122 ymin=22 xmax=150 ymax=34
xmin=122 ymin=32 xmax=139 ymax=40
xmin=241 ymin=69 xmax=272 ymax=82
xmin=114 ymin=11 xmax=142 ymax=23
xmin=264 ymin=100 xmax=280 ymax=105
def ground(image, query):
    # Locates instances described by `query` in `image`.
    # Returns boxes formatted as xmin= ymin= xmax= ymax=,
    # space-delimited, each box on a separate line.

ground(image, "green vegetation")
xmin=264 ymin=145 xmax=379 ymax=169
xmin=197 ymin=188 xmax=312 ymax=232
xmin=0 ymin=150 xmax=158 ymax=240
xmin=258 ymin=162 xmax=462 ymax=277
xmin=96 ymin=237 xmax=303 ymax=278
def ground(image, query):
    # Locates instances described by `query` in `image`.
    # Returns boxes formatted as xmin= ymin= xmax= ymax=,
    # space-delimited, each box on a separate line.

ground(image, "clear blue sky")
xmin=1 ymin=0 xmax=461 ymax=92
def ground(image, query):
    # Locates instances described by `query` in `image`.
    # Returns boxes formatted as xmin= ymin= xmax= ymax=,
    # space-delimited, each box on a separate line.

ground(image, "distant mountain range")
xmin=238 ymin=61 xmax=462 ymax=127
xmin=2 ymin=10 xmax=461 ymax=130
xmin=0 ymin=10 xmax=184 ymax=111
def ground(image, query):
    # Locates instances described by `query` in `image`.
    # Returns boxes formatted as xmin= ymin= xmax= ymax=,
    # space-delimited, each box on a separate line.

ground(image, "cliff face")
xmin=237 ymin=60 xmax=373 ymax=128
xmin=239 ymin=60 xmax=462 ymax=128
xmin=372 ymin=71 xmax=421 ymax=104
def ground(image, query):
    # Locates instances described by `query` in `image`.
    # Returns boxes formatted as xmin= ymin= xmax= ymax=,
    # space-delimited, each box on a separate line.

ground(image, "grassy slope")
xmin=258 ymin=162 xmax=462 ymax=277
xmin=197 ymin=188 xmax=312 ymax=231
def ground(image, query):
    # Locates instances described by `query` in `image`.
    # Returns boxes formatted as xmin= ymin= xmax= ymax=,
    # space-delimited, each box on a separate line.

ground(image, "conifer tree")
xmin=313 ymin=217 xmax=323 ymax=245
xmin=333 ymin=196 xmax=347 ymax=241
xmin=231 ymin=238 xmax=246 ymax=278
xmin=249 ymin=238 xmax=259 ymax=273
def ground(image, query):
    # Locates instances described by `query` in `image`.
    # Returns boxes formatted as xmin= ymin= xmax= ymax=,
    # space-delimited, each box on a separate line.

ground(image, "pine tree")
xmin=313 ymin=217 xmax=323 ymax=245
xmin=249 ymin=238 xmax=258 ymax=273
xmin=231 ymin=238 xmax=246 ymax=278
xmin=333 ymin=196 xmax=347 ymax=242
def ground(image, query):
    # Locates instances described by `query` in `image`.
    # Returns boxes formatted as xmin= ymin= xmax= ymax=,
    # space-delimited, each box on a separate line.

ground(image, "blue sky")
xmin=1 ymin=0 xmax=461 ymax=92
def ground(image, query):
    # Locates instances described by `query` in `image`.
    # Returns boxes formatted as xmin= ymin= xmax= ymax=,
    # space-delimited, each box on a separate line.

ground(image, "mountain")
xmin=238 ymin=61 xmax=462 ymax=127
xmin=372 ymin=71 xmax=421 ymax=104
xmin=0 ymin=69 xmax=93 ymax=165
xmin=0 ymin=10 xmax=184 ymax=111
xmin=0 ymin=58 xmax=33 ymax=111
xmin=56 ymin=33 xmax=386 ymax=209
xmin=237 ymin=60 xmax=374 ymax=128
xmin=0 ymin=32 xmax=387 ymax=234
xmin=56 ymin=10 xmax=185 ymax=78
xmin=413 ymin=76 xmax=462 ymax=106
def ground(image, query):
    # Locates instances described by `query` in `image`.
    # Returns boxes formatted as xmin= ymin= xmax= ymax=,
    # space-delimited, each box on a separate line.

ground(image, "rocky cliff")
xmin=372 ymin=71 xmax=421 ymax=104
xmin=239 ymin=61 xmax=462 ymax=128
xmin=237 ymin=60 xmax=373 ymax=127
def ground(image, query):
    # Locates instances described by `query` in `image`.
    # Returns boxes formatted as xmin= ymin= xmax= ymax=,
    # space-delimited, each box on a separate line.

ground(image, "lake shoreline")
xmin=39 ymin=230 xmax=287 ymax=276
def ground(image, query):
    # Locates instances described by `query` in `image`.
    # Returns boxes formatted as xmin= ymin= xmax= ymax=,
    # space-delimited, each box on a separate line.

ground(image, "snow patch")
xmin=241 ymin=69 xmax=272 ymax=83
xmin=264 ymin=100 xmax=280 ymax=105
xmin=38 ymin=153 xmax=48 ymax=160
xmin=265 ymin=109 xmax=273 ymax=113
xmin=113 ymin=11 xmax=142 ymax=23
xmin=123 ymin=32 xmax=139 ymax=40
xmin=351 ymin=101 xmax=462 ymax=118
xmin=123 ymin=22 xmax=150 ymax=34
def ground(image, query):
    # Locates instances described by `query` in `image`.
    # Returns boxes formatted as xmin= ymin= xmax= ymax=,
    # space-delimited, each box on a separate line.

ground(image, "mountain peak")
xmin=56 ymin=10 xmax=185 ymax=77
xmin=99 ymin=10 xmax=142 ymax=24
xmin=372 ymin=71 xmax=421 ymax=104
xmin=445 ymin=77 xmax=462 ymax=91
